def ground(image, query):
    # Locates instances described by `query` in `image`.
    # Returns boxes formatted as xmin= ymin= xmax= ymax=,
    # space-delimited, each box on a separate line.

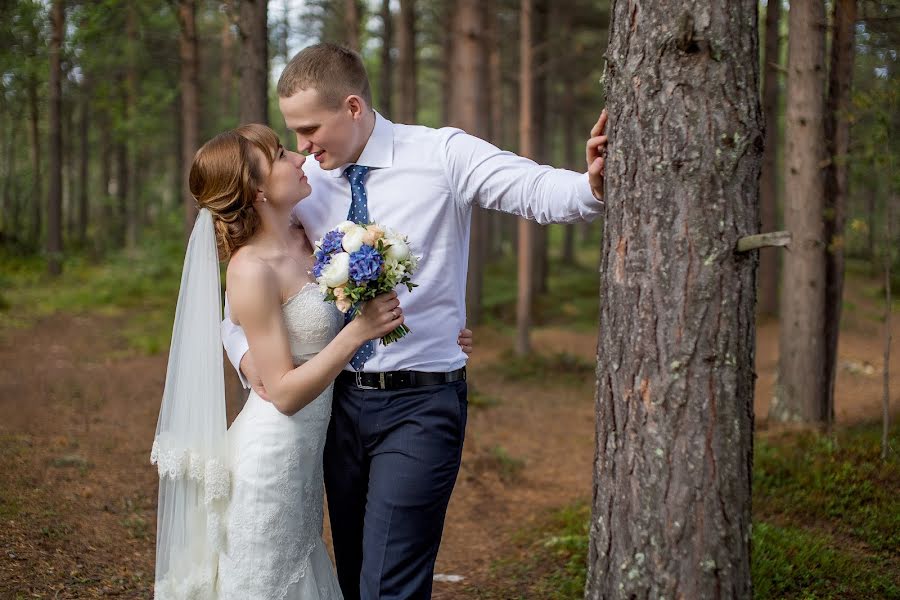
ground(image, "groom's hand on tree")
xmin=586 ymin=108 xmax=609 ymax=201
xmin=240 ymin=351 xmax=270 ymax=400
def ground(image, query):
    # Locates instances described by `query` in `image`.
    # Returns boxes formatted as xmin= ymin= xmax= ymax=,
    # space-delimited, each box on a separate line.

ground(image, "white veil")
xmin=150 ymin=208 xmax=230 ymax=599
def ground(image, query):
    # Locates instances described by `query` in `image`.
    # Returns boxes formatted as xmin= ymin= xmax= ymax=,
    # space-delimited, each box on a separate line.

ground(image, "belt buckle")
xmin=355 ymin=371 xmax=378 ymax=390
xmin=379 ymin=372 xmax=386 ymax=389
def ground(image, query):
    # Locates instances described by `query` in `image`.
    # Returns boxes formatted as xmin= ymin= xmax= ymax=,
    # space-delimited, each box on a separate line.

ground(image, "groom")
xmin=223 ymin=43 xmax=608 ymax=600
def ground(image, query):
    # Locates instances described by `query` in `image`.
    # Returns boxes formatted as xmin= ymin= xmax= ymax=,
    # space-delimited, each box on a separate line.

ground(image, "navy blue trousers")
xmin=323 ymin=378 xmax=467 ymax=600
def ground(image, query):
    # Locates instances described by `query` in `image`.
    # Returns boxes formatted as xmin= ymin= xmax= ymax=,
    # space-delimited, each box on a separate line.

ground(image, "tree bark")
xmin=515 ymin=0 xmax=537 ymax=356
xmin=27 ymin=79 xmax=42 ymax=245
xmin=47 ymin=0 xmax=64 ymax=275
xmin=396 ymin=0 xmax=417 ymax=123
xmin=179 ymin=0 xmax=201 ymax=238
xmin=531 ymin=0 xmax=549 ymax=297
xmin=238 ymin=0 xmax=269 ymax=125
xmin=449 ymin=0 xmax=488 ymax=327
xmin=758 ymin=0 xmax=782 ymax=317
xmin=345 ymin=0 xmax=360 ymax=52
xmin=220 ymin=13 xmax=235 ymax=126
xmin=78 ymin=80 xmax=90 ymax=245
xmin=379 ymin=0 xmax=393 ymax=118
xmin=587 ymin=1 xmax=762 ymax=597
xmin=771 ymin=0 xmax=828 ymax=425
xmin=823 ymin=0 xmax=856 ymax=430
xmin=125 ymin=5 xmax=140 ymax=247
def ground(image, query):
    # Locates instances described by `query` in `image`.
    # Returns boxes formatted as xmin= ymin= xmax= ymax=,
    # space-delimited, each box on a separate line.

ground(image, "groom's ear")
xmin=346 ymin=95 xmax=366 ymax=120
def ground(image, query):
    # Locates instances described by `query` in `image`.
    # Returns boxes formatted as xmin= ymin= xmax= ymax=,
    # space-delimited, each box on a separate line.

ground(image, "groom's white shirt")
xmin=223 ymin=112 xmax=602 ymax=385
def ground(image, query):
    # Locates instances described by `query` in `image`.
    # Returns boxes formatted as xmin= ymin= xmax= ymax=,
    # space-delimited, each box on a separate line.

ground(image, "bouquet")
xmin=312 ymin=221 xmax=419 ymax=345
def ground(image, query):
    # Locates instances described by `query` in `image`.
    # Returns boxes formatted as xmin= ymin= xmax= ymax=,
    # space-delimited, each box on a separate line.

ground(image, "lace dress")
xmin=217 ymin=283 xmax=344 ymax=599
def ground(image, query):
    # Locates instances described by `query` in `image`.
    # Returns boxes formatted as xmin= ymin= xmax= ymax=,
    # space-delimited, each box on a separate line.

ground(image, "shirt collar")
xmin=327 ymin=111 xmax=394 ymax=178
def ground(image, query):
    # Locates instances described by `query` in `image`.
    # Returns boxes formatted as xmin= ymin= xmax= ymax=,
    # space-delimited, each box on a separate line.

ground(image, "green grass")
xmin=492 ymin=349 xmax=595 ymax=386
xmin=0 ymin=215 xmax=190 ymax=354
xmin=474 ymin=423 xmax=900 ymax=598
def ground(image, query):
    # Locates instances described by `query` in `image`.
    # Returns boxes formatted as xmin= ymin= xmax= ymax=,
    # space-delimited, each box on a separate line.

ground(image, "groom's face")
xmin=279 ymin=88 xmax=364 ymax=171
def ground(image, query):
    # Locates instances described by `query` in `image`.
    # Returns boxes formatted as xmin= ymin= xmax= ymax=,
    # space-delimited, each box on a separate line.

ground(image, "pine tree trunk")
xmin=47 ymin=0 xmax=64 ymax=275
xmin=823 ymin=0 xmax=856 ymax=430
xmin=531 ymin=0 xmax=549 ymax=296
xmin=179 ymin=0 xmax=200 ymax=238
xmin=587 ymin=1 xmax=762 ymax=597
xmin=515 ymin=0 xmax=537 ymax=356
xmin=220 ymin=14 xmax=235 ymax=126
xmin=379 ymin=0 xmax=393 ymax=118
xmin=125 ymin=5 xmax=140 ymax=247
xmin=449 ymin=0 xmax=488 ymax=326
xmin=440 ymin=1 xmax=453 ymax=126
xmin=28 ymin=80 xmax=42 ymax=245
xmin=396 ymin=0 xmax=417 ymax=123
xmin=78 ymin=82 xmax=90 ymax=245
xmin=771 ymin=0 xmax=828 ymax=425
xmin=758 ymin=0 xmax=782 ymax=317
xmin=239 ymin=0 xmax=269 ymax=125
xmin=345 ymin=0 xmax=360 ymax=52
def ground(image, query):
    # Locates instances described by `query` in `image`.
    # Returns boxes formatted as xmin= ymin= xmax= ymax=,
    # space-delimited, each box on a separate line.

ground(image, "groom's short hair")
xmin=277 ymin=43 xmax=372 ymax=110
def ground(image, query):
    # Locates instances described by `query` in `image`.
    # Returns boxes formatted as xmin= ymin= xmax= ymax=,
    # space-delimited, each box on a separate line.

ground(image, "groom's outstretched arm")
xmin=440 ymin=108 xmax=608 ymax=223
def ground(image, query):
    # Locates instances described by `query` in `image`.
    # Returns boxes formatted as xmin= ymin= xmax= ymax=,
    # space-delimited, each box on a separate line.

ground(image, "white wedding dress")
xmin=217 ymin=282 xmax=344 ymax=599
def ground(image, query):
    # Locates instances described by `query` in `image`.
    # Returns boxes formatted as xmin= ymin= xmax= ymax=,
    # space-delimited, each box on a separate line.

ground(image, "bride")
xmin=150 ymin=124 xmax=470 ymax=599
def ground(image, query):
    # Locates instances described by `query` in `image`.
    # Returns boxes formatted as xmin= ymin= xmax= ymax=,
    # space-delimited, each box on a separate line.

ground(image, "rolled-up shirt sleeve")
xmin=222 ymin=295 xmax=250 ymax=389
xmin=439 ymin=127 xmax=603 ymax=224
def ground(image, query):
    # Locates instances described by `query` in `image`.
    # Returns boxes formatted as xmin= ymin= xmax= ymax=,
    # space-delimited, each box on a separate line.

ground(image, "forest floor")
xmin=0 ymin=268 xmax=898 ymax=599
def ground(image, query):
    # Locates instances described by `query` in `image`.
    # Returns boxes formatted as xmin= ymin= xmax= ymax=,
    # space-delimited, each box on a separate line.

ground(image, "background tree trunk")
xmin=78 ymin=80 xmax=90 ymax=245
xmin=345 ymin=0 xmax=360 ymax=52
xmin=178 ymin=0 xmax=200 ymax=238
xmin=531 ymin=0 xmax=549 ymax=297
xmin=28 ymin=79 xmax=42 ymax=245
xmin=396 ymin=0 xmax=417 ymax=123
xmin=771 ymin=0 xmax=828 ymax=425
xmin=220 ymin=14 xmax=235 ymax=127
xmin=379 ymin=0 xmax=392 ymax=118
xmin=515 ymin=0 xmax=537 ymax=356
xmin=47 ymin=0 xmax=64 ymax=275
xmin=587 ymin=1 xmax=762 ymax=597
xmin=758 ymin=0 xmax=782 ymax=317
xmin=238 ymin=0 xmax=269 ymax=125
xmin=823 ymin=0 xmax=856 ymax=430
xmin=125 ymin=5 xmax=140 ymax=247
xmin=449 ymin=0 xmax=488 ymax=327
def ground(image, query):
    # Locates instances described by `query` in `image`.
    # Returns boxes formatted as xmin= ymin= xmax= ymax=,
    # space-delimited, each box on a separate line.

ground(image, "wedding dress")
xmin=217 ymin=282 xmax=344 ymax=599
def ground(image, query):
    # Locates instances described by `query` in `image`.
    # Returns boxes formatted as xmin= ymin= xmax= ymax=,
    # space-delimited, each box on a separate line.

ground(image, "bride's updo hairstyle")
xmin=189 ymin=124 xmax=281 ymax=260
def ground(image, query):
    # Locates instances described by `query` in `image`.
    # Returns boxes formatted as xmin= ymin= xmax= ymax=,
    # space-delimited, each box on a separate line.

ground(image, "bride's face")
xmin=260 ymin=145 xmax=312 ymax=207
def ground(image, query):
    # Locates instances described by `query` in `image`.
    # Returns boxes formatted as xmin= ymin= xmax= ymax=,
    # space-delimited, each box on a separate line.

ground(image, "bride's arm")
xmin=227 ymin=259 xmax=403 ymax=416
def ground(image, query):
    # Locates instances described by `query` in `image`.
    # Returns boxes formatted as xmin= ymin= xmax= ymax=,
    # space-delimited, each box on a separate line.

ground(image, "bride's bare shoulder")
xmin=226 ymin=248 xmax=279 ymax=322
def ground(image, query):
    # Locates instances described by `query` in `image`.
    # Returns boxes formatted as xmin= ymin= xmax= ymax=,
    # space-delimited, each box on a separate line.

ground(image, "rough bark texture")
xmin=47 ymin=0 xmax=64 ymax=275
xmin=379 ymin=0 xmax=392 ymax=118
xmin=770 ymin=0 xmax=827 ymax=424
xmin=758 ymin=0 xmax=782 ymax=317
xmin=823 ymin=0 xmax=856 ymax=429
xmin=396 ymin=0 xmax=417 ymax=123
xmin=178 ymin=0 xmax=200 ymax=238
xmin=449 ymin=0 xmax=488 ymax=326
xmin=515 ymin=0 xmax=537 ymax=356
xmin=238 ymin=0 xmax=269 ymax=126
xmin=587 ymin=2 xmax=762 ymax=598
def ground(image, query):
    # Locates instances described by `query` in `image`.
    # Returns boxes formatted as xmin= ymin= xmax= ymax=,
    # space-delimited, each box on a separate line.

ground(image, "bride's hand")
xmin=351 ymin=291 xmax=404 ymax=342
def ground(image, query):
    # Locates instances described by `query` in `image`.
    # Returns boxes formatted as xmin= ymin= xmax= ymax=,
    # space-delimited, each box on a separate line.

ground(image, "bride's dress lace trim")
xmin=153 ymin=558 xmax=217 ymax=600
xmin=151 ymin=439 xmax=231 ymax=505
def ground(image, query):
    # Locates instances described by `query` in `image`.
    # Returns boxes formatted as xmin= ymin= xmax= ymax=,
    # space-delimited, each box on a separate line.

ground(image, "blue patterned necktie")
xmin=344 ymin=164 xmax=375 ymax=371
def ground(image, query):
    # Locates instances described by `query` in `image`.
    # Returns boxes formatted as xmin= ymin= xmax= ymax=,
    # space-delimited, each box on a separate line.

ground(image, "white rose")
xmin=335 ymin=221 xmax=356 ymax=234
xmin=322 ymin=252 xmax=350 ymax=287
xmin=342 ymin=226 xmax=366 ymax=253
xmin=385 ymin=237 xmax=410 ymax=261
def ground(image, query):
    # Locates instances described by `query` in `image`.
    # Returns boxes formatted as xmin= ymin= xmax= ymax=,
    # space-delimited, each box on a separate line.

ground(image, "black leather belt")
xmin=338 ymin=367 xmax=466 ymax=390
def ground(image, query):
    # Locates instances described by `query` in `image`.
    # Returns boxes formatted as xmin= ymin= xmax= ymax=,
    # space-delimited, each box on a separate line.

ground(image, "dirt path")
xmin=1 ymin=286 xmax=897 ymax=598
